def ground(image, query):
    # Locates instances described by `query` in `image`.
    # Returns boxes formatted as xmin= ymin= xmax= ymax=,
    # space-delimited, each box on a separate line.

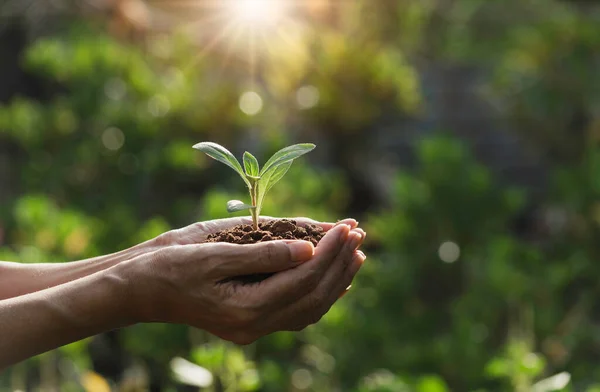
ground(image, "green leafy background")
xmin=1 ymin=0 xmax=600 ymax=391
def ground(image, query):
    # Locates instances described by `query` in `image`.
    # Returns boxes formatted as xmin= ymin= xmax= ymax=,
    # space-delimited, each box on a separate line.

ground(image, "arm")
xmin=0 ymin=221 xmax=366 ymax=371
xmin=0 ymin=264 xmax=132 ymax=370
xmin=0 ymin=242 xmax=155 ymax=300
xmin=0 ymin=216 xmax=353 ymax=300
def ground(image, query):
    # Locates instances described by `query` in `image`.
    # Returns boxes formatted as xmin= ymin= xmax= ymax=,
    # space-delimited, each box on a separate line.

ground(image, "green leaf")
xmin=255 ymin=160 xmax=293 ymax=216
xmin=262 ymin=161 xmax=292 ymax=195
xmin=193 ymin=142 xmax=249 ymax=187
xmin=260 ymin=143 xmax=315 ymax=176
xmin=227 ymin=200 xmax=256 ymax=213
xmin=243 ymin=151 xmax=260 ymax=177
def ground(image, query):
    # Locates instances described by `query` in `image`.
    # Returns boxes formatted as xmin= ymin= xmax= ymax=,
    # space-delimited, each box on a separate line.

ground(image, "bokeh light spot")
xmin=104 ymin=78 xmax=126 ymax=101
xmin=148 ymin=95 xmax=171 ymax=117
xmin=438 ymin=241 xmax=460 ymax=263
xmin=316 ymin=353 xmax=336 ymax=374
xmin=239 ymin=91 xmax=263 ymax=115
xmin=296 ymin=85 xmax=320 ymax=109
xmin=291 ymin=368 xmax=313 ymax=390
xmin=102 ymin=127 xmax=125 ymax=151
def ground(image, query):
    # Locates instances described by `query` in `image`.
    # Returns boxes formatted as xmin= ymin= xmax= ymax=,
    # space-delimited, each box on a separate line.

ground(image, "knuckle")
xmin=260 ymin=241 xmax=280 ymax=262
xmin=222 ymin=243 xmax=268 ymax=276
xmin=155 ymin=231 xmax=177 ymax=247
xmin=190 ymin=221 xmax=208 ymax=232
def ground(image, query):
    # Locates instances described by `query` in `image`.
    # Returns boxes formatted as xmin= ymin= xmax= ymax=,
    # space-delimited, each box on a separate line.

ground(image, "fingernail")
xmin=357 ymin=250 xmax=366 ymax=261
xmin=335 ymin=219 xmax=356 ymax=227
xmin=339 ymin=285 xmax=352 ymax=299
xmin=348 ymin=232 xmax=362 ymax=249
xmin=286 ymin=241 xmax=314 ymax=262
xmin=339 ymin=224 xmax=352 ymax=242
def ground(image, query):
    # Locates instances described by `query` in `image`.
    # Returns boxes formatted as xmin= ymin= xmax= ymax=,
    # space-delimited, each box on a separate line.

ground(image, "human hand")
xmin=125 ymin=221 xmax=366 ymax=344
xmin=151 ymin=216 xmax=359 ymax=246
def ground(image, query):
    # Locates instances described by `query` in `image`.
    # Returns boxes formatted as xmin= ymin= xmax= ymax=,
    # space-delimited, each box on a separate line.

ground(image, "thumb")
xmin=210 ymin=240 xmax=315 ymax=277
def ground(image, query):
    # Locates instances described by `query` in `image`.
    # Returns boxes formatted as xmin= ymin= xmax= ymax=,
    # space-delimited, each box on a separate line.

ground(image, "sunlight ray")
xmin=180 ymin=19 xmax=240 ymax=72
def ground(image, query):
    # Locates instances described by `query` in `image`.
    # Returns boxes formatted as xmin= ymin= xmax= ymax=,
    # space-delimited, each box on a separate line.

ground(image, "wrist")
xmin=105 ymin=240 xmax=160 ymax=266
xmin=114 ymin=250 xmax=173 ymax=325
xmin=96 ymin=262 xmax=139 ymax=327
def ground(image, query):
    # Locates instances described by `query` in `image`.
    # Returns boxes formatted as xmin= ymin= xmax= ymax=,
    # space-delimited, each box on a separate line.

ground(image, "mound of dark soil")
xmin=206 ymin=219 xmax=325 ymax=284
xmin=205 ymin=219 xmax=325 ymax=246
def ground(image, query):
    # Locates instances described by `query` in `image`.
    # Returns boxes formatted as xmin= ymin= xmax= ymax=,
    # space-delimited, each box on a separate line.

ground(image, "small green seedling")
xmin=193 ymin=141 xmax=316 ymax=231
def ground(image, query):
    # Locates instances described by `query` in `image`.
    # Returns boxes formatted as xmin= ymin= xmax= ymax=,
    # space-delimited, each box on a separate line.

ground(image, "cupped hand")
xmin=152 ymin=216 xmax=359 ymax=246
xmin=127 ymin=221 xmax=366 ymax=345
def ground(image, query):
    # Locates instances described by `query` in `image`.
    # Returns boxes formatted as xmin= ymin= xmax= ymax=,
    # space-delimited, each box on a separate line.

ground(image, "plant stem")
xmin=250 ymin=181 xmax=259 ymax=231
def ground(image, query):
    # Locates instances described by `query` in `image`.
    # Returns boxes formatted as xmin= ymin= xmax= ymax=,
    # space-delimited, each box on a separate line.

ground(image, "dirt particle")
xmin=270 ymin=220 xmax=297 ymax=234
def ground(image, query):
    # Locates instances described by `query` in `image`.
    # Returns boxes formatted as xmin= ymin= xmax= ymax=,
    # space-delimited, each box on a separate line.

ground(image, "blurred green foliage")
xmin=1 ymin=0 xmax=600 ymax=391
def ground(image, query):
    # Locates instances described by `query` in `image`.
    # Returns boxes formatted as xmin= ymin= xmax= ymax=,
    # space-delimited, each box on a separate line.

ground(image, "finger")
xmin=260 ymin=216 xmax=359 ymax=232
xmin=318 ymin=218 xmax=359 ymax=232
xmin=332 ymin=251 xmax=366 ymax=300
xmin=307 ymin=229 xmax=365 ymax=304
xmin=270 ymin=250 xmax=366 ymax=333
xmin=295 ymin=218 xmax=358 ymax=231
xmin=208 ymin=240 xmax=315 ymax=278
xmin=338 ymin=284 xmax=352 ymax=299
xmin=354 ymin=228 xmax=366 ymax=242
xmin=246 ymin=224 xmax=351 ymax=308
xmin=271 ymin=233 xmax=366 ymax=330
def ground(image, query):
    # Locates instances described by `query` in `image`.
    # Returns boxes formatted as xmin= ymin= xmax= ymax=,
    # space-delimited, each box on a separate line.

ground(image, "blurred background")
xmin=1 ymin=0 xmax=600 ymax=391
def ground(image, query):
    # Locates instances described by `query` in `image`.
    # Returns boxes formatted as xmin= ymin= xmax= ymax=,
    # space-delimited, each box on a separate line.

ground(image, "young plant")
xmin=192 ymin=141 xmax=316 ymax=231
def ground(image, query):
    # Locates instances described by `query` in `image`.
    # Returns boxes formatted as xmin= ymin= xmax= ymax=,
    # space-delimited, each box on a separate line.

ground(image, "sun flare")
xmin=149 ymin=0 xmax=311 ymax=83
xmin=227 ymin=0 xmax=289 ymax=27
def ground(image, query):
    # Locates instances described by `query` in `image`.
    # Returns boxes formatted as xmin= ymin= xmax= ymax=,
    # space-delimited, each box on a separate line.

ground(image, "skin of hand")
xmin=0 ymin=216 xmax=359 ymax=300
xmin=0 ymin=217 xmax=365 ymax=369
xmin=122 ymin=221 xmax=366 ymax=345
